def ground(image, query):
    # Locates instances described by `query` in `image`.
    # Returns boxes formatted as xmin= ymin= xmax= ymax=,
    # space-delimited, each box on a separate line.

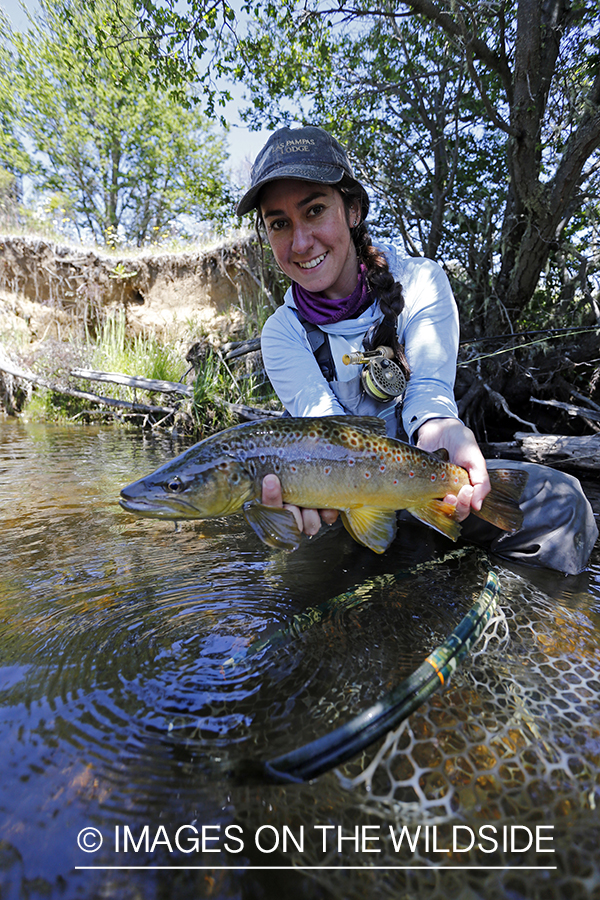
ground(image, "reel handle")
xmin=342 ymin=346 xmax=394 ymax=366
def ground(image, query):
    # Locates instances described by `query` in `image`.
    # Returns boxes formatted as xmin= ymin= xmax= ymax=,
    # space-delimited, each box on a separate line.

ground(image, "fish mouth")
xmin=296 ymin=252 xmax=327 ymax=271
xmin=119 ymin=495 xmax=201 ymax=519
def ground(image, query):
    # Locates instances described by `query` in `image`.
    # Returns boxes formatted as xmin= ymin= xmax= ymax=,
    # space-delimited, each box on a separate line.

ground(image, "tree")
xmin=235 ymin=5 xmax=509 ymax=329
xmin=233 ymin=0 xmax=600 ymax=337
xmin=7 ymin=0 xmax=233 ymax=246
xmin=96 ymin=0 xmax=600 ymax=336
xmin=0 ymin=12 xmax=31 ymax=228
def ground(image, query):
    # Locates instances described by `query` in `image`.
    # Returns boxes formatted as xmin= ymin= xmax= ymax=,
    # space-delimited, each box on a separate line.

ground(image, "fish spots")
xmin=259 ymin=453 xmax=267 ymax=465
xmin=430 ymin=474 xmax=436 ymax=482
xmin=409 ymin=471 xmax=415 ymax=478
xmin=379 ymin=464 xmax=386 ymax=473
xmin=393 ymin=479 xmax=398 ymax=485
xmin=290 ymin=464 xmax=297 ymax=473
xmin=364 ymin=471 xmax=371 ymax=479
xmin=441 ymin=472 xmax=447 ymax=480
xmin=324 ymin=466 xmax=332 ymax=476
xmin=348 ymin=458 xmax=355 ymax=467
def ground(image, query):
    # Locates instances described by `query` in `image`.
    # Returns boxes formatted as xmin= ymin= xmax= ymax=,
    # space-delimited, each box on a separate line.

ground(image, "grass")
xmin=190 ymin=345 xmax=279 ymax=436
xmin=87 ymin=312 xmax=185 ymax=385
xmin=17 ymin=308 xmax=280 ymax=433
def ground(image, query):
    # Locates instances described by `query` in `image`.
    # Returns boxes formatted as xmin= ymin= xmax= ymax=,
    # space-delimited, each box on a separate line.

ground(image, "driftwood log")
xmin=0 ymin=355 xmax=178 ymax=417
xmin=0 ymin=357 xmax=283 ymax=423
xmin=483 ymin=433 xmax=600 ymax=471
xmin=70 ymin=368 xmax=193 ymax=397
xmin=69 ymin=369 xmax=282 ymax=420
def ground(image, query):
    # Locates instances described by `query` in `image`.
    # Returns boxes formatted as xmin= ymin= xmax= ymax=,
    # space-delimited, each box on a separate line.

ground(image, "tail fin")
xmin=472 ymin=469 xmax=528 ymax=533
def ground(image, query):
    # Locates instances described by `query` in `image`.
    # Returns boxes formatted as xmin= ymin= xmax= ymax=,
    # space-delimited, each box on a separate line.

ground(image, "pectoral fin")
xmin=340 ymin=507 xmax=397 ymax=554
xmin=407 ymin=499 xmax=462 ymax=541
xmin=243 ymin=500 xmax=302 ymax=551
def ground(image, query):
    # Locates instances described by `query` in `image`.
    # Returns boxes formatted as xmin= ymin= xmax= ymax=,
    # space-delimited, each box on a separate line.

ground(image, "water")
xmin=0 ymin=419 xmax=599 ymax=900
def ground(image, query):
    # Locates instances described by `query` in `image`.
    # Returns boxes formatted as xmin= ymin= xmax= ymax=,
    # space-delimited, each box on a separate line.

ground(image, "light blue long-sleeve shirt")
xmin=260 ymin=246 xmax=460 ymax=442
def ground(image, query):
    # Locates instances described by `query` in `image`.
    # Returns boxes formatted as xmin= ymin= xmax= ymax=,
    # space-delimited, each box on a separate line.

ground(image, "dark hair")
xmin=337 ymin=177 xmax=409 ymax=381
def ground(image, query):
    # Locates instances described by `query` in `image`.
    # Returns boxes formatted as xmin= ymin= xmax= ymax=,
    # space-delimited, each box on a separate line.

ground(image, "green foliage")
xmin=0 ymin=14 xmax=31 ymax=179
xmin=88 ymin=311 xmax=184 ymax=384
xmin=3 ymin=0 xmax=599 ymax=335
xmin=0 ymin=167 xmax=21 ymax=230
xmin=5 ymin=0 xmax=233 ymax=246
xmin=190 ymin=343 xmax=279 ymax=435
xmin=232 ymin=0 xmax=600 ymax=335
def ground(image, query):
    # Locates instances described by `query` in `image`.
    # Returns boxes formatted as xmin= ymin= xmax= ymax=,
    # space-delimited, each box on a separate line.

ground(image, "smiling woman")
xmin=259 ymin=181 xmax=360 ymax=300
xmin=235 ymin=125 xmax=598 ymax=575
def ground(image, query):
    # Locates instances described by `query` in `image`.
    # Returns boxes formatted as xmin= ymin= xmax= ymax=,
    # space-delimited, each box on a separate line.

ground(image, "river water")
xmin=0 ymin=420 xmax=599 ymax=900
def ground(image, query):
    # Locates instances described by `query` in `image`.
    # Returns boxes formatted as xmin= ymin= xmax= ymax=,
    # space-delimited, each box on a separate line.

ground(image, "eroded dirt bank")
xmin=0 ymin=233 xmax=277 ymax=344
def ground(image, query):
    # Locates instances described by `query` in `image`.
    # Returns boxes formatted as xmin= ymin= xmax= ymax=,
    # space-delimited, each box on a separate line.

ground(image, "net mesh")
xmin=233 ymin=564 xmax=600 ymax=900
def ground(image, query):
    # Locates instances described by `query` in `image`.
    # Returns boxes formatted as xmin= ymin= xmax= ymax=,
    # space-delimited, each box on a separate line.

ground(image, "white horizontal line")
xmin=76 ymin=865 xmax=557 ymax=871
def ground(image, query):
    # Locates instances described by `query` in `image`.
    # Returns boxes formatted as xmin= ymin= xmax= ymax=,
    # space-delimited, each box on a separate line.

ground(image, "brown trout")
xmin=119 ymin=415 xmax=527 ymax=554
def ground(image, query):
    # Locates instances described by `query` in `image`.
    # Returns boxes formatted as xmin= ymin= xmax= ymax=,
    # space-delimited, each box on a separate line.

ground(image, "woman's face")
xmin=259 ymin=179 xmax=361 ymax=299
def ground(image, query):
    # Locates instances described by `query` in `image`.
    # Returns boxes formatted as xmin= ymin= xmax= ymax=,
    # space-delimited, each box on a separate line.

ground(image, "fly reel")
xmin=342 ymin=346 xmax=407 ymax=402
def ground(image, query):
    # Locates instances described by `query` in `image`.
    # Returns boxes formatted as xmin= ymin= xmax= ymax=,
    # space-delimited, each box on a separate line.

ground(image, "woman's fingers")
xmin=445 ymin=485 xmax=474 ymax=522
xmin=262 ymin=473 xmax=283 ymax=507
xmin=297 ymin=506 xmax=322 ymax=535
xmin=418 ymin=417 xmax=491 ymax=518
xmin=262 ymin=474 xmax=336 ymax=535
xmin=319 ymin=508 xmax=339 ymax=526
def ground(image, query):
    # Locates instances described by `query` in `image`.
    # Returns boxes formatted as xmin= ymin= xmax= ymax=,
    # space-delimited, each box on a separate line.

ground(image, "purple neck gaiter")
xmin=292 ymin=263 xmax=371 ymax=326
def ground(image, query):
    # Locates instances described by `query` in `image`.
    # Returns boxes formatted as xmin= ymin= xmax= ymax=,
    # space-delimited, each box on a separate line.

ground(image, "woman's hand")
xmin=261 ymin=473 xmax=339 ymax=536
xmin=416 ymin=418 xmax=490 ymax=522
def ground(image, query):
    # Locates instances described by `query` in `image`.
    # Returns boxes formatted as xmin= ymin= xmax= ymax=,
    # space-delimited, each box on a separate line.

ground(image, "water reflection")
xmin=0 ymin=419 xmax=599 ymax=900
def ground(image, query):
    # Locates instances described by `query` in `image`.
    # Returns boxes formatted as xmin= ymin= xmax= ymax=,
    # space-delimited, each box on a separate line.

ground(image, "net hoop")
xmin=262 ymin=569 xmax=501 ymax=783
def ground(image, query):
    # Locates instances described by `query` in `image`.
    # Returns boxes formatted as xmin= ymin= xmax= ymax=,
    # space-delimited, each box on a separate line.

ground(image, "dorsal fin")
xmin=325 ymin=415 xmax=388 ymax=437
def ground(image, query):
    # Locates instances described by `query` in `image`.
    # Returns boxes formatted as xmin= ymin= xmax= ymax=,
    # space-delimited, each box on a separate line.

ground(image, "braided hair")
xmin=338 ymin=176 xmax=410 ymax=382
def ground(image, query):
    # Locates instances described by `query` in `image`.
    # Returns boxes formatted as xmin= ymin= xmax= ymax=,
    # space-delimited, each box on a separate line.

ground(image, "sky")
xmin=0 ymin=0 xmax=271 ymax=174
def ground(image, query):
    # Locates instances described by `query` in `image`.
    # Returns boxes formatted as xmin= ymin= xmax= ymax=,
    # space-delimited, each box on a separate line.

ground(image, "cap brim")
xmin=236 ymin=164 xmax=345 ymax=216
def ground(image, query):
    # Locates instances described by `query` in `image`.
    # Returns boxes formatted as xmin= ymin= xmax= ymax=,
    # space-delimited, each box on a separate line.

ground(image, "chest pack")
xmin=293 ymin=308 xmax=406 ymax=402
xmin=293 ymin=308 xmax=337 ymax=382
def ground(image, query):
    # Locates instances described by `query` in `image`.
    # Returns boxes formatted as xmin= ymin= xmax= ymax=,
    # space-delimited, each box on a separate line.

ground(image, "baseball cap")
xmin=236 ymin=125 xmax=369 ymax=218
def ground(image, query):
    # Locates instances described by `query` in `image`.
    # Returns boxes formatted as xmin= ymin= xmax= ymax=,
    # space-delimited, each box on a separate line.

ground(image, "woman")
xmin=236 ymin=125 xmax=597 ymax=574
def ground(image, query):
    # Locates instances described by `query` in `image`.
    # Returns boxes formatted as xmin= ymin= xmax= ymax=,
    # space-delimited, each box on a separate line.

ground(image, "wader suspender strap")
xmin=293 ymin=309 xmax=336 ymax=383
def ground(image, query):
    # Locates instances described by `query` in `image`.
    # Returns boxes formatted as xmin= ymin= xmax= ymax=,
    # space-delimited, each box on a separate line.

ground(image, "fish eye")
xmin=166 ymin=476 xmax=184 ymax=493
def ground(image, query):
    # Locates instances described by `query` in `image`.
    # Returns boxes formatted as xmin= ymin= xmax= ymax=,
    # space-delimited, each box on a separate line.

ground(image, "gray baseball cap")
xmin=236 ymin=125 xmax=369 ymax=218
